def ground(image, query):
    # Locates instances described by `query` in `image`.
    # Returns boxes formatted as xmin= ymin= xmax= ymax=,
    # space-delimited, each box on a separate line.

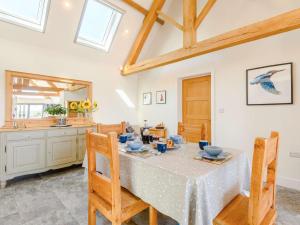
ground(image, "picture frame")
xmin=143 ymin=92 xmax=152 ymax=105
xmin=246 ymin=63 xmax=293 ymax=105
xmin=156 ymin=90 xmax=166 ymax=104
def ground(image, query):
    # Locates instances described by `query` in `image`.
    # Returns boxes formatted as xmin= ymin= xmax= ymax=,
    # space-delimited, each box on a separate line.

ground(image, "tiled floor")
xmin=0 ymin=166 xmax=299 ymax=225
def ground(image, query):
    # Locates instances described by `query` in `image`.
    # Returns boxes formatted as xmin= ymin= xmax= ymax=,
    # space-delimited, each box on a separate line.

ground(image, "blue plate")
xmin=198 ymin=151 xmax=227 ymax=160
xmin=126 ymin=146 xmax=150 ymax=153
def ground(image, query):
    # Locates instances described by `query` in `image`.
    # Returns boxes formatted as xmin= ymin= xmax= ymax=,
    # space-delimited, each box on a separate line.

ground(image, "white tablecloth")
xmin=83 ymin=144 xmax=250 ymax=225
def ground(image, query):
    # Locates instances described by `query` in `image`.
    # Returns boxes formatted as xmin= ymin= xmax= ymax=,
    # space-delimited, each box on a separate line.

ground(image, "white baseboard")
xmin=277 ymin=176 xmax=300 ymax=191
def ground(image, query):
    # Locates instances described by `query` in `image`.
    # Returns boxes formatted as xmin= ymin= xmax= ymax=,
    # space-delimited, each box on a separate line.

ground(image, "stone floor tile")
xmin=23 ymin=209 xmax=79 ymax=225
xmin=0 ymin=213 xmax=23 ymax=225
xmin=15 ymin=190 xmax=66 ymax=223
xmin=0 ymin=194 xmax=18 ymax=218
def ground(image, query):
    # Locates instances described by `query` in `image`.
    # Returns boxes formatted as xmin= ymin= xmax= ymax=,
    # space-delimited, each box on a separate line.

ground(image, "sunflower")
xmin=82 ymin=99 xmax=92 ymax=110
xmin=69 ymin=101 xmax=78 ymax=110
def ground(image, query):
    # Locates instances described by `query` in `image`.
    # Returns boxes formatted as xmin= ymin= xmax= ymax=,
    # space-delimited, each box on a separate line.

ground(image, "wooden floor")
xmin=0 ymin=167 xmax=299 ymax=225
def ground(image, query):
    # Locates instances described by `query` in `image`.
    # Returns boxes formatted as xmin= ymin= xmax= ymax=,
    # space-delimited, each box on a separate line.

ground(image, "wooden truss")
xmin=121 ymin=0 xmax=300 ymax=75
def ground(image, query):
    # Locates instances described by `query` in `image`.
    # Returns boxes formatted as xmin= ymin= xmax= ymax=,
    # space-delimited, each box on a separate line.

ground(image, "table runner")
xmin=83 ymin=144 xmax=250 ymax=225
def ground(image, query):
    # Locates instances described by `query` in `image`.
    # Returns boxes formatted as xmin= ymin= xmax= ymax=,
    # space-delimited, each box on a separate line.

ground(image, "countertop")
xmin=0 ymin=124 xmax=95 ymax=133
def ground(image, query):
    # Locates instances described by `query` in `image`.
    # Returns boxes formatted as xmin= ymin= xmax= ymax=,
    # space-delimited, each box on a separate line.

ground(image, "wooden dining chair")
xmin=213 ymin=131 xmax=279 ymax=225
xmin=86 ymin=131 xmax=158 ymax=225
xmin=97 ymin=121 xmax=126 ymax=135
xmin=178 ymin=122 xmax=208 ymax=143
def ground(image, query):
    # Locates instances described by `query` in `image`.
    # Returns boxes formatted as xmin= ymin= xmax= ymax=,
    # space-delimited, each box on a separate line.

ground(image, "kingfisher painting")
xmin=247 ymin=63 xmax=293 ymax=105
xmin=250 ymin=69 xmax=285 ymax=95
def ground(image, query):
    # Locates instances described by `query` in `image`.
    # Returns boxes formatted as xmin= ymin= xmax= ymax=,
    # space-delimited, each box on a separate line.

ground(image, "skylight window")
xmin=0 ymin=0 xmax=50 ymax=32
xmin=76 ymin=0 xmax=123 ymax=52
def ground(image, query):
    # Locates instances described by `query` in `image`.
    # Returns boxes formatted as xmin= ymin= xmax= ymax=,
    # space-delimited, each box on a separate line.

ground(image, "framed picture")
xmin=156 ymin=90 xmax=166 ymax=104
xmin=143 ymin=92 xmax=152 ymax=105
xmin=246 ymin=63 xmax=293 ymax=105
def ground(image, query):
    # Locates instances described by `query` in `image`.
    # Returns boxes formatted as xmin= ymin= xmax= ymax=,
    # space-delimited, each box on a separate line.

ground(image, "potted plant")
xmin=44 ymin=104 xmax=67 ymax=126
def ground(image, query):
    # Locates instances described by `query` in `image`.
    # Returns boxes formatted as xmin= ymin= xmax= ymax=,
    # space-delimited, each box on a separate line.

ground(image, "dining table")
xmin=83 ymin=143 xmax=250 ymax=225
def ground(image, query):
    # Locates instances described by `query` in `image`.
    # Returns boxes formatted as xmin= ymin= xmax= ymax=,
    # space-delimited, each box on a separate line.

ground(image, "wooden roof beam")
xmin=122 ymin=0 xmax=164 ymax=25
xmin=13 ymin=84 xmax=64 ymax=92
xmin=183 ymin=0 xmax=197 ymax=48
xmin=47 ymin=81 xmax=57 ymax=88
xmin=195 ymin=0 xmax=216 ymax=29
xmin=124 ymin=0 xmax=166 ymax=66
xmin=157 ymin=10 xmax=183 ymax=31
xmin=13 ymin=91 xmax=60 ymax=97
xmin=122 ymin=8 xmax=300 ymax=75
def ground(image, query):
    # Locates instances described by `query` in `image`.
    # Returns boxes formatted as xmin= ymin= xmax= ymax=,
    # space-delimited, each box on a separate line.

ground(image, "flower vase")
xmin=84 ymin=110 xmax=91 ymax=119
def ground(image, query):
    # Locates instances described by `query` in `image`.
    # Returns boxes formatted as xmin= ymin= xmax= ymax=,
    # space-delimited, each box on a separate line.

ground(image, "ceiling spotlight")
xmin=64 ymin=1 xmax=71 ymax=9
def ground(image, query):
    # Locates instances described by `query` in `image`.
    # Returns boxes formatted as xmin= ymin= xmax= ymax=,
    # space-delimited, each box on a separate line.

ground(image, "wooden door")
xmin=182 ymin=76 xmax=211 ymax=143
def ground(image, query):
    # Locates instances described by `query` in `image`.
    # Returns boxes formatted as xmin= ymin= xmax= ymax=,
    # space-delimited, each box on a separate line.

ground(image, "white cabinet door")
xmin=78 ymin=135 xmax=86 ymax=161
xmin=47 ymin=136 xmax=77 ymax=166
xmin=6 ymin=140 xmax=46 ymax=174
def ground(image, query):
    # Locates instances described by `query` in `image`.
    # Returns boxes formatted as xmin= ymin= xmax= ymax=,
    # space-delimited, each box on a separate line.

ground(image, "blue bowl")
xmin=170 ymin=135 xmax=182 ymax=144
xmin=128 ymin=142 xmax=143 ymax=151
xmin=203 ymin=146 xmax=223 ymax=156
xmin=126 ymin=133 xmax=134 ymax=139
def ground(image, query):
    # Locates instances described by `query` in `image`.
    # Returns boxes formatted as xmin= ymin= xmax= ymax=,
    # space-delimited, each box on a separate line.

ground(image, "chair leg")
xmin=88 ymin=201 xmax=96 ymax=225
xmin=149 ymin=206 xmax=158 ymax=225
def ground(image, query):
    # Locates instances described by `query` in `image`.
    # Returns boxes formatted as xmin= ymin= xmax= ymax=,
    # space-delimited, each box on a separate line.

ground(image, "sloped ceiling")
xmin=0 ymin=0 xmax=170 ymax=66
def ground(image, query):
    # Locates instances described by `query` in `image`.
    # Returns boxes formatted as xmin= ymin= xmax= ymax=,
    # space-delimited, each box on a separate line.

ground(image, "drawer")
xmin=6 ymin=131 xmax=45 ymax=141
xmin=47 ymin=128 xmax=77 ymax=138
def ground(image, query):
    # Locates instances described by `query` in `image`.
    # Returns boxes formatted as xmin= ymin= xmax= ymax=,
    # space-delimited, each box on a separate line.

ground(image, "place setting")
xmin=118 ymin=131 xmax=183 ymax=158
xmin=194 ymin=140 xmax=233 ymax=165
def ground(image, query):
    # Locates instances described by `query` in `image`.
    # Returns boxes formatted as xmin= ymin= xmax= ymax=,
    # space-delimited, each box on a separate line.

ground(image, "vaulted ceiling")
xmin=121 ymin=0 xmax=300 ymax=75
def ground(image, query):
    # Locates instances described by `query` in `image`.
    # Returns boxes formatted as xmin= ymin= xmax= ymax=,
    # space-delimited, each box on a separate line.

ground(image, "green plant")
xmin=44 ymin=104 xmax=67 ymax=116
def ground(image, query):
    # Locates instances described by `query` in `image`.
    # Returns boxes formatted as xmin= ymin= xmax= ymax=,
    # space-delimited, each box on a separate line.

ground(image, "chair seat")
xmin=90 ymin=187 xmax=149 ymax=222
xmin=213 ymin=194 xmax=249 ymax=225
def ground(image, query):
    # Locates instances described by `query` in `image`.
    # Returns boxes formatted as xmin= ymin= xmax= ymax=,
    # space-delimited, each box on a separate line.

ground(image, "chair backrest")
xmin=248 ymin=131 xmax=279 ymax=225
xmin=86 ymin=131 xmax=121 ymax=215
xmin=97 ymin=121 xmax=126 ymax=135
xmin=178 ymin=122 xmax=184 ymax=136
xmin=178 ymin=122 xmax=208 ymax=142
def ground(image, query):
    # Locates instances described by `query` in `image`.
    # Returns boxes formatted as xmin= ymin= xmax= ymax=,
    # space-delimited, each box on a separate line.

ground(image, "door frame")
xmin=178 ymin=71 xmax=215 ymax=144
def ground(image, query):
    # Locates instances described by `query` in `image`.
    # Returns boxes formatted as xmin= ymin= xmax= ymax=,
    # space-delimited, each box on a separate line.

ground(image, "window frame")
xmin=75 ymin=0 xmax=124 ymax=52
xmin=14 ymin=103 xmax=47 ymax=119
xmin=0 ymin=0 xmax=50 ymax=32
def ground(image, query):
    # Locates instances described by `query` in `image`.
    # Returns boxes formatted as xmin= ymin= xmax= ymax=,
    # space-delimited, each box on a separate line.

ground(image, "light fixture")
xmin=63 ymin=1 xmax=72 ymax=9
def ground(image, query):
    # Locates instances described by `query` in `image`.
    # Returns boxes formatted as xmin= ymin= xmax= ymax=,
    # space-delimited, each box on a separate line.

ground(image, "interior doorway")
xmin=182 ymin=75 xmax=211 ymax=143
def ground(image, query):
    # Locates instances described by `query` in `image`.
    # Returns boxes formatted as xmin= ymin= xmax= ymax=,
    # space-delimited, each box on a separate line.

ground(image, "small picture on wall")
xmin=143 ymin=92 xmax=152 ymax=105
xmin=156 ymin=90 xmax=166 ymax=104
xmin=246 ymin=63 xmax=293 ymax=105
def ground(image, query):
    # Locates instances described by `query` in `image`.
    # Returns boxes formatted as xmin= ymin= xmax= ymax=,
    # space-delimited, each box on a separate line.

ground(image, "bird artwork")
xmin=250 ymin=69 xmax=285 ymax=95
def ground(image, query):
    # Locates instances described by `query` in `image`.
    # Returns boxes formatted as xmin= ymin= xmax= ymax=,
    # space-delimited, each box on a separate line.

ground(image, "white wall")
xmin=137 ymin=0 xmax=300 ymax=190
xmin=0 ymin=0 xmax=160 ymax=126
